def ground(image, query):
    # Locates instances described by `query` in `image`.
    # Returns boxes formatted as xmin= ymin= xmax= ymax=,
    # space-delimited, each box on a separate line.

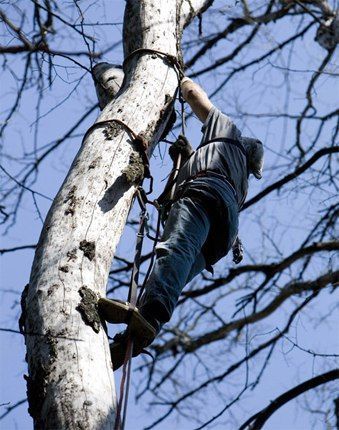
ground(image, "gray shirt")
xmin=176 ymin=107 xmax=248 ymax=209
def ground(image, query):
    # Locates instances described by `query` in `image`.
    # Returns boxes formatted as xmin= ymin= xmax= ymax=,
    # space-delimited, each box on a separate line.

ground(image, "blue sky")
xmin=1 ymin=1 xmax=338 ymax=429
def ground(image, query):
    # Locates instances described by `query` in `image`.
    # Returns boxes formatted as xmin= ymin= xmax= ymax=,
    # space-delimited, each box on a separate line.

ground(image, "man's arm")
xmin=157 ymin=135 xmax=193 ymax=205
xmin=180 ymin=77 xmax=213 ymax=123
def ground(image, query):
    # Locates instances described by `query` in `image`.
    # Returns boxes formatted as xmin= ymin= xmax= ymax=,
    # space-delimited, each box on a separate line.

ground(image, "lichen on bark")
xmin=121 ymin=151 xmax=145 ymax=183
xmin=103 ymin=122 xmax=123 ymax=139
xmin=24 ymin=367 xmax=47 ymax=425
xmin=64 ymin=186 xmax=77 ymax=216
xmin=79 ymin=240 xmax=96 ymax=261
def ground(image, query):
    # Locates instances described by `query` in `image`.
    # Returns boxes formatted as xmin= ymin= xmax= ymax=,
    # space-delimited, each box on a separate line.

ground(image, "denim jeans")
xmin=139 ymin=196 xmax=211 ymax=325
xmin=139 ymin=185 xmax=238 ymax=328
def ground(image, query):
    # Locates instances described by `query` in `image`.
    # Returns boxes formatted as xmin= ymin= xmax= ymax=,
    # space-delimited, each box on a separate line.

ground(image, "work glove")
xmin=169 ymin=134 xmax=194 ymax=163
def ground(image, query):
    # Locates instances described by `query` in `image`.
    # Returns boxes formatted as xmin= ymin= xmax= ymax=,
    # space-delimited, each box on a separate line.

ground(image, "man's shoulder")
xmin=202 ymin=106 xmax=242 ymax=141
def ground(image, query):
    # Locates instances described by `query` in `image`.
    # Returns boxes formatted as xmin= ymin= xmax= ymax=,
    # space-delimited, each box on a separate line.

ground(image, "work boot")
xmin=98 ymin=298 xmax=156 ymax=339
xmin=109 ymin=330 xmax=155 ymax=371
xmin=98 ymin=298 xmax=157 ymax=370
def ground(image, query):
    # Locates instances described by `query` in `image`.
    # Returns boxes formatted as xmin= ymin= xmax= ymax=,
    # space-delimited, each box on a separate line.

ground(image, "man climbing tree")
xmin=1 ymin=0 xmax=338 ymax=428
xmin=19 ymin=1 xmax=216 ymax=429
xmin=99 ymin=76 xmax=264 ymax=369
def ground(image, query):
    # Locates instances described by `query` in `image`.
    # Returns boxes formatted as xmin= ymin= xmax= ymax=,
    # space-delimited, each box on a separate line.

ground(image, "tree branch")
xmin=243 ymin=146 xmax=339 ymax=210
xmin=155 ymin=270 xmax=338 ymax=355
xmin=239 ymin=369 xmax=339 ymax=430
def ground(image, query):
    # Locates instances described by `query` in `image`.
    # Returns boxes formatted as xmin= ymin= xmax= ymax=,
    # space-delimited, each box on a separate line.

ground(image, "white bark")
xmin=22 ymin=0 xmax=213 ymax=429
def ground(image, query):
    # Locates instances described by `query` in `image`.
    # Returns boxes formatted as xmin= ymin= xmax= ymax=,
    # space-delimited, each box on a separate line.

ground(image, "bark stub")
xmin=76 ymin=286 xmax=101 ymax=333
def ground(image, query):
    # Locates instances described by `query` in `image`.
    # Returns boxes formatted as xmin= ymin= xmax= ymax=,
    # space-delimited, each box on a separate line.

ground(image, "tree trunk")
xmin=22 ymin=0 xmax=213 ymax=429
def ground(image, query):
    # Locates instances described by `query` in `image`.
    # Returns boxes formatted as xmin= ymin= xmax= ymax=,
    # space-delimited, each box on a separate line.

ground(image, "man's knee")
xmin=155 ymin=245 xmax=170 ymax=258
xmin=156 ymin=239 xmax=198 ymax=261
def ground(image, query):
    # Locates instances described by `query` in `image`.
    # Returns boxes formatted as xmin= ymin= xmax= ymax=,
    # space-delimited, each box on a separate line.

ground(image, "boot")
xmin=98 ymin=298 xmax=157 ymax=370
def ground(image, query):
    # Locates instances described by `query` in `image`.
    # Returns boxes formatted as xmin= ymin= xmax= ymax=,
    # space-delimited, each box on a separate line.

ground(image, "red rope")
xmin=114 ymin=339 xmax=134 ymax=430
xmin=114 ymin=191 xmax=148 ymax=430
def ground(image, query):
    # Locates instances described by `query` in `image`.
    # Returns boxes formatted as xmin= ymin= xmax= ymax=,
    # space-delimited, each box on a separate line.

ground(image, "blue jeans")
xmin=139 ymin=196 xmax=210 ymax=324
xmin=139 ymin=190 xmax=238 ymax=327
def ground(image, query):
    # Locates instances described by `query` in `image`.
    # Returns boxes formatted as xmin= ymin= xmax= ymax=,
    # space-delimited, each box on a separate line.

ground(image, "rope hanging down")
xmin=90 ymin=47 xmax=186 ymax=430
xmin=112 ymin=101 xmax=186 ymax=430
xmin=114 ymin=187 xmax=161 ymax=430
xmin=114 ymin=189 xmax=148 ymax=430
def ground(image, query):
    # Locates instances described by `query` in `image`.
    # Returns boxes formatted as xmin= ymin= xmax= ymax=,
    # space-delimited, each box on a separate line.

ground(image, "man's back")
xmin=176 ymin=106 xmax=249 ymax=208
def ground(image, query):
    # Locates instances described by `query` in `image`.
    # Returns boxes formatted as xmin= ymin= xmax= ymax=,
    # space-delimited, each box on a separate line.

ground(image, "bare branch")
xmin=243 ymin=146 xmax=339 ymax=210
xmin=239 ymin=369 xmax=339 ymax=430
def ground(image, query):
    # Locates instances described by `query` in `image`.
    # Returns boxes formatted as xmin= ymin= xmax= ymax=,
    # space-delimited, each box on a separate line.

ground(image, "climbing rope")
xmin=114 ymin=188 xmax=148 ymax=430
xmin=113 ymin=185 xmax=163 ymax=430
xmin=91 ymin=47 xmax=187 ymax=430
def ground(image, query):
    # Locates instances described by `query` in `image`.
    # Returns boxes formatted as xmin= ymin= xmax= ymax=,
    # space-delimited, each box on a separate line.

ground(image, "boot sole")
xmin=98 ymin=298 xmax=156 ymax=340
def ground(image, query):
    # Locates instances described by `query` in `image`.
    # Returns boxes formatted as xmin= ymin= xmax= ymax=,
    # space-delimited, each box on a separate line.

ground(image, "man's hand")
xmin=169 ymin=135 xmax=194 ymax=163
xmin=180 ymin=77 xmax=213 ymax=123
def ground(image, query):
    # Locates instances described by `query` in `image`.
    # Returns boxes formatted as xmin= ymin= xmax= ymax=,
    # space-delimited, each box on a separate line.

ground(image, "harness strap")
xmin=181 ymin=170 xmax=237 ymax=198
xmin=163 ymin=137 xmax=247 ymax=201
xmin=123 ymin=48 xmax=185 ymax=80
xmin=82 ymin=118 xmax=137 ymax=143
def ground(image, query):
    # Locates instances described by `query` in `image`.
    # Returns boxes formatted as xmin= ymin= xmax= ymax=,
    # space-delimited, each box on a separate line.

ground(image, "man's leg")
xmin=186 ymin=251 xmax=206 ymax=284
xmin=139 ymin=196 xmax=210 ymax=326
xmin=101 ymin=196 xmax=210 ymax=370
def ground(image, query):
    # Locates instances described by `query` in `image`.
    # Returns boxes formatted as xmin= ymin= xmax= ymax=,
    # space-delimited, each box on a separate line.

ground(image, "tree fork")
xmin=21 ymin=1 xmax=213 ymax=429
